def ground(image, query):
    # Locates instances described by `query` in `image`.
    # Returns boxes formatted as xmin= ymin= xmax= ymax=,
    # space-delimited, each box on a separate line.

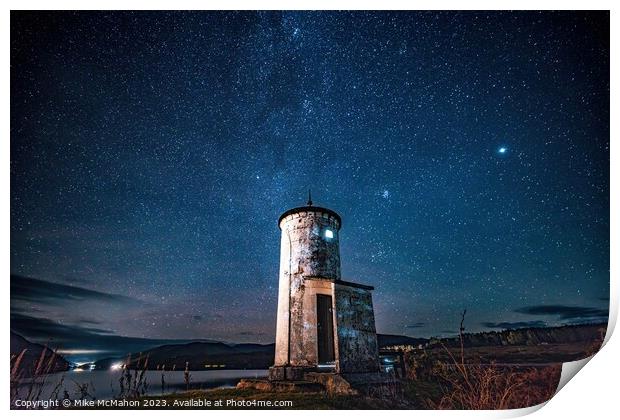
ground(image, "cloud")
xmin=481 ymin=320 xmax=547 ymax=329
xmin=514 ymin=305 xmax=608 ymax=320
xmin=74 ymin=318 xmax=105 ymax=326
xmin=404 ymin=322 xmax=425 ymax=329
xmin=11 ymin=313 xmax=115 ymax=342
xmin=10 ymin=313 xmax=202 ymax=360
xmin=10 ymin=274 xmax=138 ymax=306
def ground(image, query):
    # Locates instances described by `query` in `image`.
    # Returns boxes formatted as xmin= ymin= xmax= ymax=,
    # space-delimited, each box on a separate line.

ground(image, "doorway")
xmin=316 ymin=294 xmax=335 ymax=364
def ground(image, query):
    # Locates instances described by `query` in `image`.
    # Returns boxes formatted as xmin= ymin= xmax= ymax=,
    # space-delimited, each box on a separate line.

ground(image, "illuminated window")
xmin=325 ymin=229 xmax=334 ymax=239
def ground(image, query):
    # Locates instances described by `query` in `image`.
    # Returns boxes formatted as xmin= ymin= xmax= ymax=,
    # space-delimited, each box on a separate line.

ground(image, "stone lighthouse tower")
xmin=269 ymin=193 xmax=380 ymax=381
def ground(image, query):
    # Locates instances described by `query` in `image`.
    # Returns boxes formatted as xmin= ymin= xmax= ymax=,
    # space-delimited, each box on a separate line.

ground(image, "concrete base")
xmin=269 ymin=365 xmax=314 ymax=381
xmin=243 ymin=370 xmax=399 ymax=396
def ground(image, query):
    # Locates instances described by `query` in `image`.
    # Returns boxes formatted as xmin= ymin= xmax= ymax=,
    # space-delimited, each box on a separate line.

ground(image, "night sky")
xmin=11 ymin=11 xmax=609 ymax=362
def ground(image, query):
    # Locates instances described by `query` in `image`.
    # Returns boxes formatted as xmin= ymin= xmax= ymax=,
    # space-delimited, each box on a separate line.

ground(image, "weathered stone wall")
xmin=334 ymin=284 xmax=380 ymax=373
xmin=274 ymin=210 xmax=341 ymax=367
xmin=280 ymin=210 xmax=341 ymax=280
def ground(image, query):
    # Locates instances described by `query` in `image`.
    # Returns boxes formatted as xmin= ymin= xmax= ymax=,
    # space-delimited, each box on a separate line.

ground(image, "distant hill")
xmin=95 ymin=341 xmax=276 ymax=370
xmin=95 ymin=333 xmax=424 ymax=370
xmin=429 ymin=323 xmax=607 ymax=348
xmin=10 ymin=332 xmax=70 ymax=375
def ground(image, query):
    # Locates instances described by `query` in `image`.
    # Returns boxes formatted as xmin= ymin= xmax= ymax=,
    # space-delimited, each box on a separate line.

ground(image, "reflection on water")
xmin=15 ymin=369 xmax=268 ymax=400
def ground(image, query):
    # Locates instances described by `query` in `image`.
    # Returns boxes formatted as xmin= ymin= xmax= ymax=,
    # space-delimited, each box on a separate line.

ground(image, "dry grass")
xmin=405 ymin=310 xmax=563 ymax=409
xmin=11 ymin=345 xmax=67 ymax=406
xmin=117 ymin=353 xmax=150 ymax=398
xmin=365 ymin=378 xmax=404 ymax=401
xmin=426 ymin=360 xmax=561 ymax=409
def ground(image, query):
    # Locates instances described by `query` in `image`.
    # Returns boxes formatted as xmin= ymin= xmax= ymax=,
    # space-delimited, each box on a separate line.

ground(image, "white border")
xmin=3 ymin=2 xmax=616 ymax=420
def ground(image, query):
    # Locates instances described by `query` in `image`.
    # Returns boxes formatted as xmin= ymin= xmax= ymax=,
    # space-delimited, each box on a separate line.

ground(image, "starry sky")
xmin=11 ymin=11 xmax=609 ymax=362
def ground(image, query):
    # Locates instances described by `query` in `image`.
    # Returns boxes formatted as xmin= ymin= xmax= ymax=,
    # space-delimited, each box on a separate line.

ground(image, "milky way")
xmin=10 ymin=11 xmax=609 ymax=361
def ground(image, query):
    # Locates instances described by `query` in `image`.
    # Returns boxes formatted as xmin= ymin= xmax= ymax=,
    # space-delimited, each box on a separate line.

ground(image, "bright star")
xmin=498 ymin=147 xmax=507 ymax=154
xmin=382 ymin=190 xmax=390 ymax=199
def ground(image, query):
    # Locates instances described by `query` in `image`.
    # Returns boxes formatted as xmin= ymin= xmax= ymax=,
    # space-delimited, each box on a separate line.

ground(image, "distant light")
xmin=56 ymin=349 xmax=104 ymax=355
xmin=325 ymin=229 xmax=334 ymax=239
xmin=73 ymin=361 xmax=95 ymax=372
xmin=498 ymin=147 xmax=507 ymax=154
xmin=110 ymin=363 xmax=123 ymax=371
xmin=317 ymin=363 xmax=335 ymax=368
